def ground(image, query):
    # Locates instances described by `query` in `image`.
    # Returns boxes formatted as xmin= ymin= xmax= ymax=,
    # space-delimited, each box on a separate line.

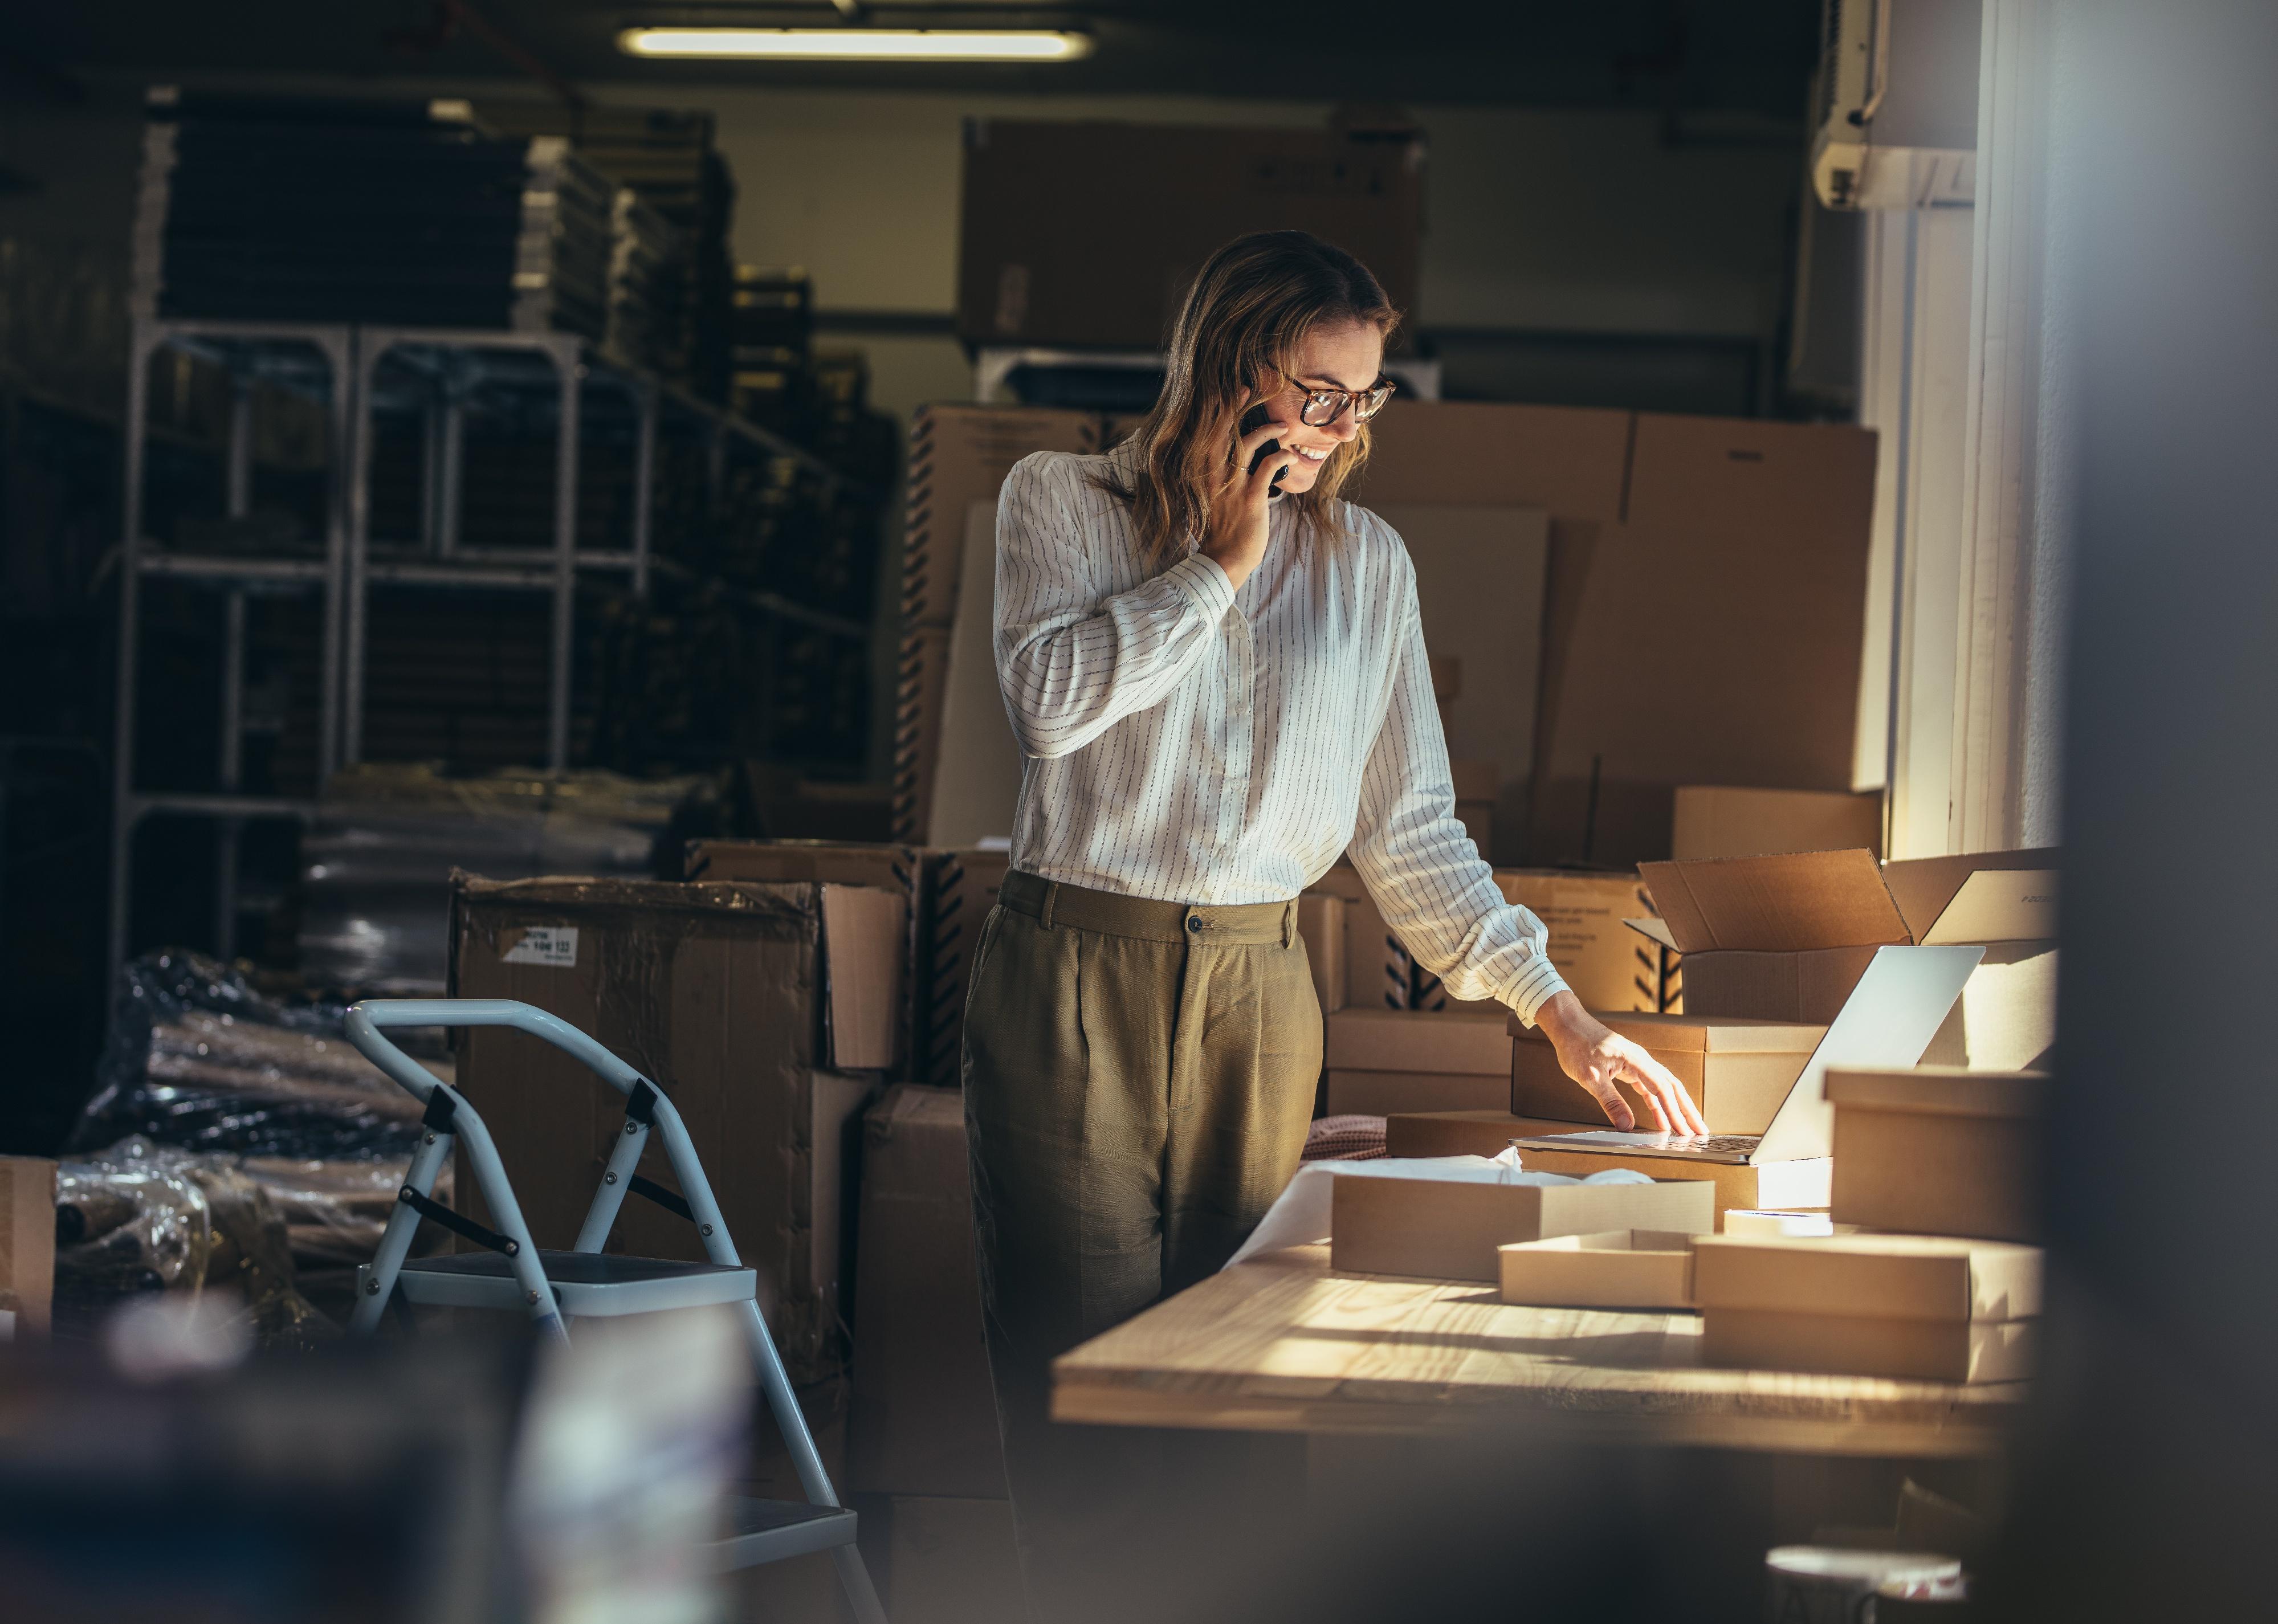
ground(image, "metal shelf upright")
xmin=112 ymin=316 xmax=887 ymax=970
xmin=109 ymin=316 xmax=356 ymax=969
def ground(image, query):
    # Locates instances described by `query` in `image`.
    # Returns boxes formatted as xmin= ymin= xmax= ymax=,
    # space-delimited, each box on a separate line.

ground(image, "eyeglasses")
xmin=1275 ymin=370 xmax=1396 ymax=427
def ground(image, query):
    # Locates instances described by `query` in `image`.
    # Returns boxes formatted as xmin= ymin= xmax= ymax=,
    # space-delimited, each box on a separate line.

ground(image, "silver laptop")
xmin=1512 ymin=944 xmax=1984 ymax=1166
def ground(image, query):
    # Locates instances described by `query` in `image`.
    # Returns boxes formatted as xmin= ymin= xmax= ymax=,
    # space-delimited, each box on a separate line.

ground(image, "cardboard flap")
xmin=820 ymin=884 xmax=906 ymax=1071
xmin=1624 ymin=916 xmax=1679 ymax=951
xmin=1640 ymin=850 xmax=1909 ymax=953
xmin=1918 ymin=868 xmax=2060 ymax=945
xmin=1881 ymin=848 xmax=2060 ymax=944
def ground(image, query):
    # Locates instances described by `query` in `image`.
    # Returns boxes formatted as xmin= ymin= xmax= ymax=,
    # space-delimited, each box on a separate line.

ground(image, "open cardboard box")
xmin=1500 ymin=939 xmax=1982 ymax=1216
xmin=1509 ymin=1011 xmax=1825 ymax=1135
xmin=1629 ymin=848 xmax=2057 ymax=1072
xmin=1497 ymin=1229 xmax=1701 ymax=1311
xmin=1693 ymin=1231 xmax=2042 ymax=1384
xmin=1331 ymin=1174 xmax=1715 ymax=1283
xmin=1828 ymin=1066 xmax=2048 ymax=1242
xmin=1384 ymin=1110 xmax=1836 ymax=1218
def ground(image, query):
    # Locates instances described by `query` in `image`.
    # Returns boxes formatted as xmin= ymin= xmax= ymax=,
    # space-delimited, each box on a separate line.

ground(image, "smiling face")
xmin=1261 ymin=319 xmax=1386 ymax=495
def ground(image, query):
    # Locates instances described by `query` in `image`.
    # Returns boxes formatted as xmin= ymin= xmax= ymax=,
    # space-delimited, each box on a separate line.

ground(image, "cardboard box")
xmin=449 ymin=874 xmax=895 ymax=1380
xmin=1641 ymin=848 xmax=2056 ymax=1068
xmin=1497 ymin=1229 xmax=1701 ymax=1310
xmin=1701 ymin=1310 xmax=2035 ymax=1384
xmin=1694 ymin=1232 xmax=2041 ymax=1383
xmin=1672 ymin=787 xmax=1885 ymax=861
xmin=1331 ymin=1172 xmax=1715 ymax=1282
xmin=1827 ymin=1067 xmax=2048 ymax=1242
xmin=899 ymin=405 xmax=1098 ymax=633
xmin=1508 ymin=1011 xmax=1825 ymax=1135
xmin=1883 ymin=849 xmax=2059 ymax=1071
xmin=874 ymin=1494 xmax=1024 ymax=1624
xmin=1497 ymin=1141 xmax=1833 ymax=1221
xmin=1692 ymin=1231 xmax=2043 ymax=1320
xmin=1325 ymin=1007 xmax=1509 ymax=1075
xmin=686 ymin=841 xmax=926 ymax=1076
xmin=0 ymin=1156 xmax=56 ymax=1337
xmin=926 ymin=498 xmax=1025 ymax=849
xmin=1376 ymin=505 xmax=1550 ymax=860
xmin=958 ymin=117 xmax=1424 ymax=350
xmin=847 ymin=1087 xmax=1007 ymax=1500
xmin=1297 ymin=893 xmax=1347 ymax=1016
xmin=1305 ymin=865 xmax=1410 ymax=1011
xmin=1383 ymin=1111 xmax=1624 ymax=1159
xmin=894 ymin=627 xmax=953 ymax=848
xmin=894 ymin=406 xmax=1097 ymax=844
xmin=1323 ymin=1070 xmax=1512 ymax=1117
xmin=1416 ymin=868 xmax=1678 ymax=1016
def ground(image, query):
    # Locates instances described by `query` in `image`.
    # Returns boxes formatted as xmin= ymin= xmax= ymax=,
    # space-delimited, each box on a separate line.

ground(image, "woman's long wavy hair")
xmin=1094 ymin=230 xmax=1401 ymax=568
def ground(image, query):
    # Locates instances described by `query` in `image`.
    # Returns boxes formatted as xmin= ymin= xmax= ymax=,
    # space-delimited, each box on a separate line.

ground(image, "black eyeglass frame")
xmin=1272 ymin=370 xmax=1397 ymax=427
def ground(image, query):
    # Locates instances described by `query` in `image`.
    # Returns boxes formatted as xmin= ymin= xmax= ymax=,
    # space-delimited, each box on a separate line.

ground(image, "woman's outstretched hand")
xmin=1197 ymin=415 xmax=1301 ymax=592
xmin=1532 ymin=990 xmax=1710 ymax=1136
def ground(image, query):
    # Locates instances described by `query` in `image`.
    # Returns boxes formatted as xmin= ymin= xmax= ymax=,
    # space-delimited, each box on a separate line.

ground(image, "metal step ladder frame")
xmin=342 ymin=996 xmax=887 ymax=1619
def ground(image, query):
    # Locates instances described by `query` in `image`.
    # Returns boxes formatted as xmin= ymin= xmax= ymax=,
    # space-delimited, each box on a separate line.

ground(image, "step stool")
xmin=343 ymin=997 xmax=888 ymax=1622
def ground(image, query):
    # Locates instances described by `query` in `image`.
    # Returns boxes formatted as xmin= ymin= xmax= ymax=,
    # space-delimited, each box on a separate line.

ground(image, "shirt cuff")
xmin=1502 ymin=958 xmax=1571 ymax=1029
xmin=1164 ymin=551 xmax=1238 ymax=622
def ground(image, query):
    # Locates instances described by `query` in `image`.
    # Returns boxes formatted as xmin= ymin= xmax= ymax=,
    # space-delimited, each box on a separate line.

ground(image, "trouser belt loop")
xmin=1282 ymin=900 xmax=1296 ymax=949
xmin=1039 ymin=879 xmax=1058 ymax=931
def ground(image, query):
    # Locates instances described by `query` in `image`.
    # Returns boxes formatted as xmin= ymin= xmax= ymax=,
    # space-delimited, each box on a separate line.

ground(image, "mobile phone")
xmin=1239 ymin=403 xmax=1289 ymax=499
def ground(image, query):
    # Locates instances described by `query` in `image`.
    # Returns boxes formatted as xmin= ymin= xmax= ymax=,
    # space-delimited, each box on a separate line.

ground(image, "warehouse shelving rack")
xmin=110 ymin=315 xmax=883 ymax=969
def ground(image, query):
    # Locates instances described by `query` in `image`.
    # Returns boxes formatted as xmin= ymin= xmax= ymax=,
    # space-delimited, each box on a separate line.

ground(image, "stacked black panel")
xmin=474 ymin=103 xmax=737 ymax=397
xmin=132 ymin=89 xmax=617 ymax=337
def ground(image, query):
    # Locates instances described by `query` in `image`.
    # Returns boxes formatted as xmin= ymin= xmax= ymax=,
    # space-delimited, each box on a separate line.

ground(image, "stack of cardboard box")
xmin=1698 ymin=1063 xmax=2047 ymax=1383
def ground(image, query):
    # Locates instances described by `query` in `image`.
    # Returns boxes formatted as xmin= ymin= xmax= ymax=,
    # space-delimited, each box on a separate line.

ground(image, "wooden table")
xmin=1053 ymin=1244 xmax=2024 ymax=1458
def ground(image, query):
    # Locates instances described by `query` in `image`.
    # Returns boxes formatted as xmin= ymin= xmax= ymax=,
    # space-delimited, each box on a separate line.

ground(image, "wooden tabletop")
xmin=1052 ymin=1244 xmax=2025 ymax=1458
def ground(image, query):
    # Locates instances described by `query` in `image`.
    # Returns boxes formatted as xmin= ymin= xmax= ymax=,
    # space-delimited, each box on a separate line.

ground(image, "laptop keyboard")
xmin=1654 ymin=1135 xmax=1762 ymax=1155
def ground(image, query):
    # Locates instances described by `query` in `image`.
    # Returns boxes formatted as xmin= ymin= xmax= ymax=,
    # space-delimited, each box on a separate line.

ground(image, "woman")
xmin=962 ymin=230 xmax=1705 ymax=1618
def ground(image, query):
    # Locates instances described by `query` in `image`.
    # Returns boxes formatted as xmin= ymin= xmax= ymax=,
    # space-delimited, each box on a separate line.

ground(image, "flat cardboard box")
xmin=847 ymin=1087 xmax=1008 ymax=1500
xmin=1828 ymin=1067 xmax=2048 ymax=1242
xmin=959 ymin=117 xmax=1423 ymax=350
xmin=0 ymin=1156 xmax=56 ymax=1337
xmin=1385 ymin=1111 xmax=1836 ymax=1217
xmin=1702 ymin=1309 xmax=2034 ymax=1384
xmin=1324 ymin=1070 xmax=1513 ymax=1117
xmin=449 ymin=874 xmax=893 ymax=1381
xmin=1332 ymin=1173 xmax=1716 ymax=1282
xmin=1672 ymin=787 xmax=1885 ymax=861
xmin=1418 ymin=868 xmax=1677 ymax=1015
xmin=1298 ymin=893 xmax=1347 ymax=1015
xmin=1325 ymin=1007 xmax=1510 ymax=1076
xmin=1690 ymin=1233 xmax=2044 ymax=1321
xmin=1497 ymin=1229 xmax=1701 ymax=1310
xmin=1509 ymin=1011 xmax=1825 ymax=1135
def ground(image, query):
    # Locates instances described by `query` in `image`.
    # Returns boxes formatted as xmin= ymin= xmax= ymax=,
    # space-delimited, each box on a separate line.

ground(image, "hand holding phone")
xmin=1240 ymin=403 xmax=1289 ymax=499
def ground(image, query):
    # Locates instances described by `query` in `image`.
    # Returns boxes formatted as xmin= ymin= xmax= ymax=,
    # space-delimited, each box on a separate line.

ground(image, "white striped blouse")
xmin=991 ymin=443 xmax=1571 ymax=1024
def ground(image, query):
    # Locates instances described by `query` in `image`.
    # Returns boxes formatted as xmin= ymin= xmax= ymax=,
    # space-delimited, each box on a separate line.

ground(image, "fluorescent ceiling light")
xmin=619 ymin=27 xmax=1094 ymax=62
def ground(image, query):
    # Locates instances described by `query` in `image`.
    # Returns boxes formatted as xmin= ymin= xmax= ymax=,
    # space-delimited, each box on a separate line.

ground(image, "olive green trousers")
xmin=963 ymin=870 xmax=1322 ymax=1624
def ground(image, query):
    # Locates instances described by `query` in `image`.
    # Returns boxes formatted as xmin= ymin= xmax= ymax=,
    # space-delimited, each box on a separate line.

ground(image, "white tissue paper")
xmin=1224 ymin=1146 xmax=1652 ymax=1269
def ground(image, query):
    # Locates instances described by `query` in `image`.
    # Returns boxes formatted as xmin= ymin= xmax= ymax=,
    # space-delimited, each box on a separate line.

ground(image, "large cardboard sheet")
xmin=1371 ymin=505 xmax=1549 ymax=861
xmin=925 ymin=500 xmax=1025 ymax=848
